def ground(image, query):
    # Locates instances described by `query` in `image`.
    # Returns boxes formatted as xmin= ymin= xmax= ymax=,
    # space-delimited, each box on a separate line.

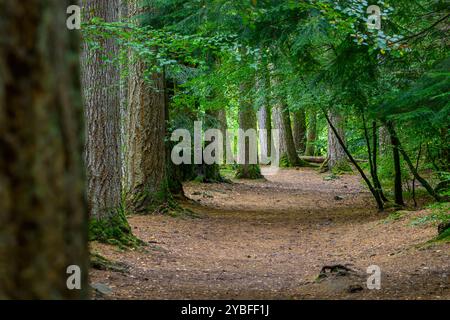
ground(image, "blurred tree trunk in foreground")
xmin=0 ymin=0 xmax=88 ymax=299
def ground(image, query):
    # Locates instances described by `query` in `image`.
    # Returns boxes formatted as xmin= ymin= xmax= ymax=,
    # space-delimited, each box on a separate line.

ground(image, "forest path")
xmin=91 ymin=168 xmax=449 ymax=299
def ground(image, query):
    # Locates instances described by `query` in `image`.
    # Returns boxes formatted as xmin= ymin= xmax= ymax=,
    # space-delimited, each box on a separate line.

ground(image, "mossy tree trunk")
xmin=0 ymin=0 xmax=88 ymax=299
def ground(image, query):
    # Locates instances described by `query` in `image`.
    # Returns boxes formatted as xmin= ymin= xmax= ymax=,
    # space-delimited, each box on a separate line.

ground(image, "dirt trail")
xmin=91 ymin=168 xmax=449 ymax=299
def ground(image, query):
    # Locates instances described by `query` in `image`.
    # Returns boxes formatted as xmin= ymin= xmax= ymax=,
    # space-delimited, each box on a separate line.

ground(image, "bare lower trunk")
xmin=81 ymin=0 xmax=122 ymax=219
xmin=0 ymin=0 xmax=88 ymax=298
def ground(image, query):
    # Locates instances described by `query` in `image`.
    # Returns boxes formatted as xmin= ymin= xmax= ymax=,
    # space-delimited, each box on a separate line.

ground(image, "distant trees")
xmin=0 ymin=0 xmax=88 ymax=299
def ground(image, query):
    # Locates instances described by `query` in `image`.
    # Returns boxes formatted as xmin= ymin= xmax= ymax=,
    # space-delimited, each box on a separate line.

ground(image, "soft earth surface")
xmin=91 ymin=168 xmax=449 ymax=299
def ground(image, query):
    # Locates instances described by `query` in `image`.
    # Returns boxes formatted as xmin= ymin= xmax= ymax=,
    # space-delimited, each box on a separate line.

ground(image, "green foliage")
xmin=435 ymin=227 xmax=450 ymax=242
xmin=85 ymin=0 xmax=449 ymax=210
xmin=411 ymin=202 xmax=450 ymax=227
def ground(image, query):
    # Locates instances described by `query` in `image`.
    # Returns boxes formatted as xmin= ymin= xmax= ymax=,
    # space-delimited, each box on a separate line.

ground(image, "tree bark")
xmin=270 ymin=65 xmax=301 ymax=167
xmin=325 ymin=112 xmax=384 ymax=211
xmin=119 ymin=1 xmax=129 ymax=186
xmin=81 ymin=0 xmax=122 ymax=220
xmin=197 ymin=109 xmax=224 ymax=182
xmin=125 ymin=0 xmax=168 ymax=213
xmin=258 ymin=105 xmax=272 ymax=162
xmin=379 ymin=125 xmax=390 ymax=156
xmin=217 ymin=108 xmax=227 ymax=163
xmin=236 ymin=83 xmax=262 ymax=179
xmin=293 ymin=110 xmax=307 ymax=154
xmin=386 ymin=121 xmax=406 ymax=206
xmin=280 ymin=103 xmax=301 ymax=166
xmin=257 ymin=61 xmax=272 ymax=162
xmin=327 ymin=112 xmax=348 ymax=171
xmin=386 ymin=122 xmax=441 ymax=202
xmin=305 ymin=111 xmax=317 ymax=156
xmin=371 ymin=121 xmax=388 ymax=202
xmin=0 ymin=0 xmax=88 ymax=298
xmin=272 ymin=105 xmax=288 ymax=160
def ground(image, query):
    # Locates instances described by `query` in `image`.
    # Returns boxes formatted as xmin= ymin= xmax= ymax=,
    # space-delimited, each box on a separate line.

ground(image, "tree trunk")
xmin=325 ymin=112 xmax=384 ymax=211
xmin=386 ymin=121 xmax=406 ymax=206
xmin=81 ymin=0 xmax=122 ymax=220
xmin=379 ymin=125 xmax=390 ymax=156
xmin=236 ymin=83 xmax=262 ymax=179
xmin=371 ymin=121 xmax=388 ymax=202
xmin=0 ymin=0 xmax=88 ymax=298
xmin=217 ymin=108 xmax=227 ymax=163
xmin=272 ymin=105 xmax=288 ymax=161
xmin=293 ymin=110 xmax=307 ymax=154
xmin=197 ymin=109 xmax=223 ymax=182
xmin=280 ymin=103 xmax=302 ymax=166
xmin=119 ymin=1 xmax=129 ymax=186
xmin=386 ymin=122 xmax=441 ymax=202
xmin=257 ymin=61 xmax=272 ymax=162
xmin=327 ymin=112 xmax=349 ymax=171
xmin=258 ymin=105 xmax=272 ymax=163
xmin=270 ymin=65 xmax=301 ymax=167
xmin=125 ymin=0 xmax=168 ymax=213
xmin=305 ymin=111 xmax=317 ymax=156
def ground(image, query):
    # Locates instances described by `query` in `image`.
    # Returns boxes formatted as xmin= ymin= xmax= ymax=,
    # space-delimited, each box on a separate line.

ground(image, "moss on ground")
xmin=90 ymin=253 xmax=129 ymax=273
